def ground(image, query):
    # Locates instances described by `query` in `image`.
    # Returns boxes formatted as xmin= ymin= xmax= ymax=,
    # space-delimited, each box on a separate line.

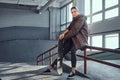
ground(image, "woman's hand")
xmin=58 ymin=29 xmax=69 ymax=40
xmin=59 ymin=33 xmax=65 ymax=40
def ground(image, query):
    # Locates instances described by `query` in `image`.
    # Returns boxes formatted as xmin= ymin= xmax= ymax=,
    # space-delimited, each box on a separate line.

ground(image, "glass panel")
xmin=85 ymin=0 xmax=90 ymax=15
xmin=105 ymin=0 xmax=118 ymax=9
xmin=105 ymin=33 xmax=119 ymax=49
xmin=92 ymin=35 xmax=102 ymax=47
xmin=92 ymin=0 xmax=102 ymax=13
xmin=91 ymin=35 xmax=103 ymax=51
xmin=87 ymin=36 xmax=91 ymax=51
xmin=87 ymin=17 xmax=90 ymax=24
xmin=61 ymin=25 xmax=66 ymax=31
xmin=67 ymin=3 xmax=73 ymax=22
xmin=92 ymin=13 xmax=102 ymax=23
xmin=88 ymin=36 xmax=90 ymax=46
xmin=105 ymin=8 xmax=118 ymax=19
xmin=61 ymin=7 xmax=66 ymax=24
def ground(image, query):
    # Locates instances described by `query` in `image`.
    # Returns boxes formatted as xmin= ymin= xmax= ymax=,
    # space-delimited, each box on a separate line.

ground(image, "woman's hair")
xmin=71 ymin=6 xmax=78 ymax=11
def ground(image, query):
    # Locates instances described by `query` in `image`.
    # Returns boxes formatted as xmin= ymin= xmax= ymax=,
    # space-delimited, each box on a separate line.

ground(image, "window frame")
xmin=84 ymin=0 xmax=119 ymax=24
xmin=105 ymin=33 xmax=119 ymax=49
xmin=60 ymin=2 xmax=73 ymax=31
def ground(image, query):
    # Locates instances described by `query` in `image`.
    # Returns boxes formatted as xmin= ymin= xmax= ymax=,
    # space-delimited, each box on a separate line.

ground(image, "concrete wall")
xmin=0 ymin=26 xmax=54 ymax=63
xmin=0 ymin=26 xmax=49 ymax=41
xmin=0 ymin=39 xmax=57 ymax=63
xmin=89 ymin=17 xmax=120 ymax=34
xmin=0 ymin=8 xmax=49 ymax=28
xmin=49 ymin=7 xmax=60 ymax=40
xmin=0 ymin=6 xmax=58 ymax=63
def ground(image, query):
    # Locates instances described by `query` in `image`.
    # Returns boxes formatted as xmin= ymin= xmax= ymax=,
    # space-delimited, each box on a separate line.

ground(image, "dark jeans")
xmin=51 ymin=38 xmax=77 ymax=68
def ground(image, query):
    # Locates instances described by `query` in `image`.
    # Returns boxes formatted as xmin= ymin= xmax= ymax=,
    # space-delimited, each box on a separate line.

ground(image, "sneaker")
xmin=44 ymin=69 xmax=51 ymax=73
xmin=67 ymin=72 xmax=75 ymax=78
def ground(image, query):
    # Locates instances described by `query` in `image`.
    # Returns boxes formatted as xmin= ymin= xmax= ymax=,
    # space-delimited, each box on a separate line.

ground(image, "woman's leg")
xmin=70 ymin=46 xmax=77 ymax=73
xmin=47 ymin=39 xmax=72 ymax=71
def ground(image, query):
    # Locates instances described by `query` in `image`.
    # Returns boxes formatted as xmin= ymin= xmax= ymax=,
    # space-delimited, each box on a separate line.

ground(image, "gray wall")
xmin=0 ymin=26 xmax=49 ymax=41
xmin=0 ymin=40 xmax=57 ymax=63
xmin=0 ymin=8 xmax=49 ymax=28
xmin=0 ymin=7 xmax=58 ymax=63
xmin=89 ymin=17 xmax=120 ymax=34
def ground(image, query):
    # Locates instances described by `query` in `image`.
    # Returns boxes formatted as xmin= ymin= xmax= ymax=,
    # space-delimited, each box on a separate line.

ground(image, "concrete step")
xmin=0 ymin=60 xmax=120 ymax=80
xmin=0 ymin=62 xmax=89 ymax=80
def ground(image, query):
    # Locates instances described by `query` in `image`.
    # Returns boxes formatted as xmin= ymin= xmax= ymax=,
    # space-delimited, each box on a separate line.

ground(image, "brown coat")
xmin=64 ymin=15 xmax=88 ymax=50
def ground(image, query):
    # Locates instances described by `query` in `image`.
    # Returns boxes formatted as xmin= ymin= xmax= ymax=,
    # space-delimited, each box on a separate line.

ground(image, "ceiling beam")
xmin=37 ymin=0 xmax=56 ymax=13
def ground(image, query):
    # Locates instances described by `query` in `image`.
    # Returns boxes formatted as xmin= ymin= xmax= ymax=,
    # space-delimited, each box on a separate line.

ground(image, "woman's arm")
xmin=59 ymin=29 xmax=69 ymax=40
xmin=63 ymin=29 xmax=69 ymax=35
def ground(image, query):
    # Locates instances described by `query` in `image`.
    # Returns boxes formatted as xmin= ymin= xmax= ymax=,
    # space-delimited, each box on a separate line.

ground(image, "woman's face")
xmin=71 ymin=9 xmax=79 ymax=17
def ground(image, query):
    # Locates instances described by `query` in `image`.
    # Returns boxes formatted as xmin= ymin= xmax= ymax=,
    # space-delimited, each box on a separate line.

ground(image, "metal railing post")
xmin=36 ymin=45 xmax=58 ymax=65
xmin=36 ymin=57 xmax=38 ymax=65
xmin=49 ymin=51 xmax=52 ymax=65
xmin=42 ymin=54 xmax=44 ymax=65
xmin=84 ymin=48 xmax=87 ymax=74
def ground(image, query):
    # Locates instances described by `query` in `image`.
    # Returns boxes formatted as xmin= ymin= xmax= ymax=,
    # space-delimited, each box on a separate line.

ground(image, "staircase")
xmin=0 ymin=60 xmax=120 ymax=80
xmin=0 ymin=45 xmax=120 ymax=80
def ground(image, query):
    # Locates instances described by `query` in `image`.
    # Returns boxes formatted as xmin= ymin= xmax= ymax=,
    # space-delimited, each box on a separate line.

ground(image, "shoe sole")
xmin=67 ymin=77 xmax=75 ymax=79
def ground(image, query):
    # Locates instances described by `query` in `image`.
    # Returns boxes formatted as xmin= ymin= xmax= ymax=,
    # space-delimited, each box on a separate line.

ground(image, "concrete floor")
xmin=0 ymin=60 xmax=120 ymax=80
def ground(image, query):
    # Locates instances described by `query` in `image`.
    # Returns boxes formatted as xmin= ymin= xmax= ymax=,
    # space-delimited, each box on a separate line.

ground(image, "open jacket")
xmin=64 ymin=14 xmax=88 ymax=50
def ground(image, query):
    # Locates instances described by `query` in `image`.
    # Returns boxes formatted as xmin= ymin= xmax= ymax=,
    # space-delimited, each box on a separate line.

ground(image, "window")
xmin=105 ymin=8 xmax=118 ymax=19
xmin=92 ymin=0 xmax=102 ymax=13
xmin=67 ymin=3 xmax=73 ymax=22
xmin=61 ymin=7 xmax=66 ymax=24
xmin=87 ymin=17 xmax=90 ymax=24
xmin=92 ymin=13 xmax=102 ymax=23
xmin=60 ymin=2 xmax=73 ymax=32
xmin=61 ymin=25 xmax=66 ymax=31
xmin=105 ymin=0 xmax=118 ymax=9
xmin=92 ymin=35 xmax=103 ymax=47
xmin=105 ymin=33 xmax=119 ymax=49
xmin=88 ymin=36 xmax=90 ymax=46
xmin=84 ymin=0 xmax=90 ymax=16
xmin=87 ymin=36 xmax=91 ymax=51
xmin=84 ymin=0 xmax=119 ymax=24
